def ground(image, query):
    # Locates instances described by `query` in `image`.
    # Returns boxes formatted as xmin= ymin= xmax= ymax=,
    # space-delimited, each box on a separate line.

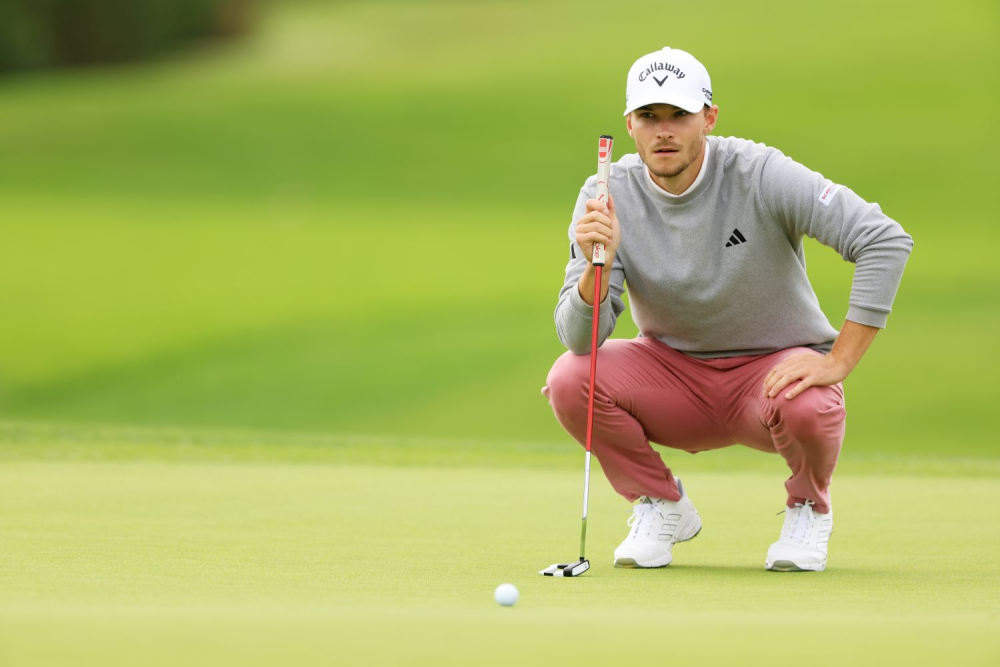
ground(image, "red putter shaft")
xmin=586 ymin=134 xmax=614 ymax=456
xmin=586 ymin=267 xmax=600 ymax=456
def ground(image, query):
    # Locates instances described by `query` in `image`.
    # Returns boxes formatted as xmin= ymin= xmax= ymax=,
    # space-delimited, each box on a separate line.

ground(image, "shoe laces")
xmin=777 ymin=500 xmax=816 ymax=544
xmin=626 ymin=497 xmax=664 ymax=539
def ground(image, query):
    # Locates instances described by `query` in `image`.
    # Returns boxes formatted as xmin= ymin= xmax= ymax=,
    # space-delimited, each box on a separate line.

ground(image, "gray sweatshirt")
xmin=555 ymin=135 xmax=913 ymax=358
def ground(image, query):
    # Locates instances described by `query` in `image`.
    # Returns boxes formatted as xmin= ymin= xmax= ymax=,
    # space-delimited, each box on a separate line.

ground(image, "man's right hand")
xmin=575 ymin=195 xmax=620 ymax=266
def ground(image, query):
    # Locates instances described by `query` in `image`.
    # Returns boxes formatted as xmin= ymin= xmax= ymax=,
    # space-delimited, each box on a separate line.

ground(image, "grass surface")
xmin=2 ymin=425 xmax=999 ymax=665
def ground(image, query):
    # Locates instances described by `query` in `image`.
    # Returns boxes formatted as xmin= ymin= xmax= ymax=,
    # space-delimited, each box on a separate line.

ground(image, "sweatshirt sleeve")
xmin=554 ymin=180 xmax=627 ymax=354
xmin=757 ymin=149 xmax=914 ymax=328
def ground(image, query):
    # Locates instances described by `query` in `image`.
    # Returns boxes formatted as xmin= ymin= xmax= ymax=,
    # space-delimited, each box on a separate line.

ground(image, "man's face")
xmin=627 ymin=103 xmax=718 ymax=181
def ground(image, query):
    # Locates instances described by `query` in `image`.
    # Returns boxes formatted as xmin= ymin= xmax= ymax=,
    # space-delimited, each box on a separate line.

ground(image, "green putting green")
xmin=1 ymin=425 xmax=999 ymax=665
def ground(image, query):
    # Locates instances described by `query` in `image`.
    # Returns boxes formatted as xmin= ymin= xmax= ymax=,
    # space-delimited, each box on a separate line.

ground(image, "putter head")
xmin=539 ymin=557 xmax=590 ymax=577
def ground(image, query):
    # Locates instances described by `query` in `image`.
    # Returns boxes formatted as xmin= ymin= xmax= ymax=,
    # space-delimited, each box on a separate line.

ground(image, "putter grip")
xmin=592 ymin=135 xmax=614 ymax=267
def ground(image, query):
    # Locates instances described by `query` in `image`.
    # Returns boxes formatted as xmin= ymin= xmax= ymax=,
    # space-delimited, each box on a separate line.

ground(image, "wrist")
xmin=825 ymin=351 xmax=853 ymax=377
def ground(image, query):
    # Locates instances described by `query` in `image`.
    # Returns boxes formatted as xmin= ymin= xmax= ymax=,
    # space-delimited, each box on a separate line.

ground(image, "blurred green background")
xmin=1 ymin=0 xmax=997 ymax=458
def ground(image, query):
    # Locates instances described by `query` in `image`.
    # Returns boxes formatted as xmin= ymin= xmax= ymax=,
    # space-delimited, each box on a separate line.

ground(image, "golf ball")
xmin=494 ymin=583 xmax=519 ymax=607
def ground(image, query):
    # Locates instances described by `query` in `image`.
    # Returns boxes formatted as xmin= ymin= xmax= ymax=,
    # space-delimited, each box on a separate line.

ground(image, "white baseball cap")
xmin=623 ymin=47 xmax=713 ymax=116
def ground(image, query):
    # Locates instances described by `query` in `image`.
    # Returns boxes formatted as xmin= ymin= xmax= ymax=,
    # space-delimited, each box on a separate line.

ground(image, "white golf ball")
xmin=494 ymin=583 xmax=519 ymax=607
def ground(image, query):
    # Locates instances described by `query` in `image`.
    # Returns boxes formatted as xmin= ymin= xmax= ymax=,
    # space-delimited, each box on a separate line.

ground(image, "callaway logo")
xmin=653 ymin=75 xmax=669 ymax=87
xmin=638 ymin=62 xmax=686 ymax=82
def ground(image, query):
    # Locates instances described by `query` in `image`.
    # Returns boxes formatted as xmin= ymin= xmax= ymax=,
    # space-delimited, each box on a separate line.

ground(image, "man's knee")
xmin=764 ymin=384 xmax=846 ymax=442
xmin=542 ymin=351 xmax=591 ymax=417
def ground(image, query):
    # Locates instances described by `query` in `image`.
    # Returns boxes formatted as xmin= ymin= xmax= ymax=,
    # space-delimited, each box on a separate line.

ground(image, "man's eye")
xmin=676 ymin=111 xmax=689 ymax=117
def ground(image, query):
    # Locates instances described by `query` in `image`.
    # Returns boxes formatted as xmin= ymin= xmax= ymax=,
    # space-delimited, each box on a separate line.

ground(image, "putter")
xmin=541 ymin=134 xmax=614 ymax=578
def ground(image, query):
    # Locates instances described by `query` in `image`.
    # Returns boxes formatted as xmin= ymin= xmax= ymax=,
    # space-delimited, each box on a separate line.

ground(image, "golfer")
xmin=542 ymin=47 xmax=913 ymax=572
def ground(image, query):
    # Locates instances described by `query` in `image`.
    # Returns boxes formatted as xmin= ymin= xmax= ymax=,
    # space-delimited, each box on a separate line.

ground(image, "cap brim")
xmin=624 ymin=93 xmax=706 ymax=116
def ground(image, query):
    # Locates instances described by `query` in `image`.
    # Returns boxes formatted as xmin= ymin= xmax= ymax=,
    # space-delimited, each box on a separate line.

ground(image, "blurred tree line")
xmin=0 ymin=0 xmax=256 ymax=72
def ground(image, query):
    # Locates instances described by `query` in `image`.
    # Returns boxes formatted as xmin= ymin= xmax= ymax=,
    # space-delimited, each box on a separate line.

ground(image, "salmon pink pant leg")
xmin=542 ymin=338 xmax=846 ymax=514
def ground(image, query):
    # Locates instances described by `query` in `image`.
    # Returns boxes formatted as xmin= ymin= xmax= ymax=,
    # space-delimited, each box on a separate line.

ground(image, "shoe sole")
xmin=614 ymin=555 xmax=670 ymax=569
xmin=766 ymin=559 xmax=826 ymax=572
xmin=613 ymin=517 xmax=702 ymax=569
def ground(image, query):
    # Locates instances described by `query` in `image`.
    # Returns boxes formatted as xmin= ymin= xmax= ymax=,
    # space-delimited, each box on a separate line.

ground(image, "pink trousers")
xmin=542 ymin=337 xmax=846 ymax=514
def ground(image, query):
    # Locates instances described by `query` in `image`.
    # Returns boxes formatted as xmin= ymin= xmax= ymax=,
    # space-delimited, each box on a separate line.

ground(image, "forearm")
xmin=829 ymin=319 xmax=879 ymax=376
xmin=576 ymin=259 xmax=613 ymax=306
xmin=554 ymin=255 xmax=625 ymax=354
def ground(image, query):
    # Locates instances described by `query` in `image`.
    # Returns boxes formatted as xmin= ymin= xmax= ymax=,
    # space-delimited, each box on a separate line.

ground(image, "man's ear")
xmin=626 ymin=113 xmax=634 ymax=139
xmin=703 ymin=105 xmax=719 ymax=134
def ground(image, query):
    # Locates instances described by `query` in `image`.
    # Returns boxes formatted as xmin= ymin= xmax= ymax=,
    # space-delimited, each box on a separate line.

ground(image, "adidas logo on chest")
xmin=725 ymin=228 xmax=747 ymax=248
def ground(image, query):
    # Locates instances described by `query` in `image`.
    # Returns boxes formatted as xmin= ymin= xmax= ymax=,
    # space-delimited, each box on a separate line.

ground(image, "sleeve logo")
xmin=818 ymin=183 xmax=841 ymax=207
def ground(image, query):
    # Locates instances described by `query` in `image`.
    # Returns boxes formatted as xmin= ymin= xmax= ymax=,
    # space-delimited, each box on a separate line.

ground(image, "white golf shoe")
xmin=765 ymin=500 xmax=833 ymax=572
xmin=613 ymin=479 xmax=701 ymax=568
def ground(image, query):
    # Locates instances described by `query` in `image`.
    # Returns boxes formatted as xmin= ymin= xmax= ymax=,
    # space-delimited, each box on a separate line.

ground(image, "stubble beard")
xmin=645 ymin=139 xmax=704 ymax=180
